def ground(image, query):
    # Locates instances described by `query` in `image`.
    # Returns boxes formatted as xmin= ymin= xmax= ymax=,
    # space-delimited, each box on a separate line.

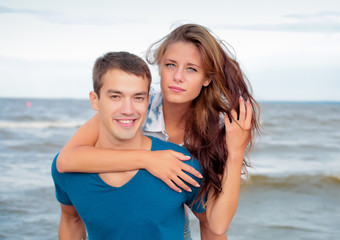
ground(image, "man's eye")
xmin=110 ymin=95 xmax=120 ymax=99
xmin=135 ymin=96 xmax=145 ymax=101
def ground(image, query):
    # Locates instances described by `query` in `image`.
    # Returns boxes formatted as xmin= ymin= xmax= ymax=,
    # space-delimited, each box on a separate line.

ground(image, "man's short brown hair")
xmin=92 ymin=52 xmax=151 ymax=98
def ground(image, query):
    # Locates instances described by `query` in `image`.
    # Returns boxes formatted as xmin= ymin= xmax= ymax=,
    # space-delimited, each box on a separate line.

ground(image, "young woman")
xmin=57 ymin=23 xmax=261 ymax=239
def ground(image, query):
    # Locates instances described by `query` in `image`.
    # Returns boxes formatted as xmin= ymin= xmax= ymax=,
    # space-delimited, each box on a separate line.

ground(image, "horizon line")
xmin=1 ymin=96 xmax=339 ymax=103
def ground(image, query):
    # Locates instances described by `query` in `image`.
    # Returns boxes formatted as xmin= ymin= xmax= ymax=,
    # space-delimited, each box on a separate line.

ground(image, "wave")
xmin=0 ymin=120 xmax=84 ymax=129
xmin=244 ymin=173 xmax=340 ymax=190
xmin=253 ymin=137 xmax=340 ymax=152
xmin=267 ymin=224 xmax=313 ymax=232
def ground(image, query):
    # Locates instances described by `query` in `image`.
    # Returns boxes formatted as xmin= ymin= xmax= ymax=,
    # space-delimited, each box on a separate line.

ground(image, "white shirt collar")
xmin=143 ymin=91 xmax=169 ymax=142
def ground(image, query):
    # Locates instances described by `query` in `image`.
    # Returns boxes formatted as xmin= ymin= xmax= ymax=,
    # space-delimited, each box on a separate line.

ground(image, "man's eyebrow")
xmin=106 ymin=90 xmax=148 ymax=96
xmin=106 ymin=90 xmax=122 ymax=94
xmin=134 ymin=92 xmax=148 ymax=96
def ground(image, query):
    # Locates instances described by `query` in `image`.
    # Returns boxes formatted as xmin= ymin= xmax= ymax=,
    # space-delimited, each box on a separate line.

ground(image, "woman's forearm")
xmin=56 ymin=113 xmax=147 ymax=173
xmin=206 ymin=152 xmax=244 ymax=235
xmin=206 ymin=97 xmax=253 ymax=234
xmin=57 ymin=146 xmax=149 ymax=173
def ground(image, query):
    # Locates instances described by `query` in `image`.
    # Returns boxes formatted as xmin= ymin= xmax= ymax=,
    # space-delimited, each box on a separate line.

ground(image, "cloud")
xmin=213 ymin=11 xmax=340 ymax=33
xmin=285 ymin=11 xmax=340 ymax=21
xmin=0 ymin=5 xmax=145 ymax=26
xmin=0 ymin=5 xmax=52 ymax=16
xmin=0 ymin=6 xmax=13 ymax=13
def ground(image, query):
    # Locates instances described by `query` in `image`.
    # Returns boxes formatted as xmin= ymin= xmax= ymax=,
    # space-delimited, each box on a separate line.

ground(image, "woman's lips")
xmin=169 ymin=86 xmax=185 ymax=93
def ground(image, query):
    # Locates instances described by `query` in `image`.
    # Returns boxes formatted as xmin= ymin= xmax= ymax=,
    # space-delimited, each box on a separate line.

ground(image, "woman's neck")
xmin=162 ymin=99 xmax=190 ymax=144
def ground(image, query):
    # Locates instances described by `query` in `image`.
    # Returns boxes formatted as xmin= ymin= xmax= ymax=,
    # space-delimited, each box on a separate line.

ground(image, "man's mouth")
xmin=115 ymin=119 xmax=136 ymax=127
xmin=117 ymin=120 xmax=134 ymax=124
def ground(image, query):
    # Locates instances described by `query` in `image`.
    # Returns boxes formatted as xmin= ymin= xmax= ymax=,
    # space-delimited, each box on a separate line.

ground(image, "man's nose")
xmin=120 ymin=99 xmax=133 ymax=115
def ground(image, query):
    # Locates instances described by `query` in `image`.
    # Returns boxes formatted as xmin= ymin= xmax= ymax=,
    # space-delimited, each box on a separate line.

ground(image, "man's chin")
xmin=114 ymin=132 xmax=138 ymax=142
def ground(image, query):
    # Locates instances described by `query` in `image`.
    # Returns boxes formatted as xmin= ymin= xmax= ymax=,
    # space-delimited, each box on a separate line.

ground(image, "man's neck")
xmin=95 ymin=132 xmax=151 ymax=151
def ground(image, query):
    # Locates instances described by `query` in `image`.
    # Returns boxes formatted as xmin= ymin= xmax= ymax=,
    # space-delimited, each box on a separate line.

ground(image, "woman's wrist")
xmin=138 ymin=150 xmax=152 ymax=170
xmin=227 ymin=149 xmax=244 ymax=163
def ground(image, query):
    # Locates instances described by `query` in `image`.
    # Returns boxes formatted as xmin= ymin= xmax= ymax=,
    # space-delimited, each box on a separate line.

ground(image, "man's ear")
xmin=89 ymin=91 xmax=99 ymax=111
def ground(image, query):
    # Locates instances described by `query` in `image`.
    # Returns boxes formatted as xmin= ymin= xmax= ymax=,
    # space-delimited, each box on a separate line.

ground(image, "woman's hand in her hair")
xmin=224 ymin=97 xmax=252 ymax=160
xmin=144 ymin=150 xmax=203 ymax=193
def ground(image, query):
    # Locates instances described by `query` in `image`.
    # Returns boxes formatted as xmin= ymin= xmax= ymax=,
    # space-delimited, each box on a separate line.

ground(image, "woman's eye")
xmin=188 ymin=67 xmax=197 ymax=72
xmin=165 ymin=63 xmax=175 ymax=68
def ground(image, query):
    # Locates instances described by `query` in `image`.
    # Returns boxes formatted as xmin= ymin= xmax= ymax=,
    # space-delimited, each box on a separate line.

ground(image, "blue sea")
xmin=0 ymin=98 xmax=340 ymax=239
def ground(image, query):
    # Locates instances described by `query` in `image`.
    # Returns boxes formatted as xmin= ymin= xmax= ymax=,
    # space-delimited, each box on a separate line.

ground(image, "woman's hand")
xmin=205 ymin=98 xmax=252 ymax=235
xmin=224 ymin=97 xmax=252 ymax=160
xmin=145 ymin=150 xmax=203 ymax=193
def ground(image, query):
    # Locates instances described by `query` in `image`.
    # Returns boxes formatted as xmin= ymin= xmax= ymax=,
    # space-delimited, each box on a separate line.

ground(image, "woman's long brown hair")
xmin=146 ymin=24 xmax=261 ymax=202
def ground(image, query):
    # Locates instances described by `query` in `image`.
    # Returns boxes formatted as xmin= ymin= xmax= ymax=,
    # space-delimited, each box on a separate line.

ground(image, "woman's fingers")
xmin=164 ymin=179 xmax=182 ymax=193
xmin=167 ymin=159 xmax=201 ymax=192
xmin=172 ymin=151 xmax=191 ymax=161
xmin=239 ymin=97 xmax=246 ymax=123
xmin=172 ymin=151 xmax=202 ymax=179
xmin=223 ymin=97 xmax=253 ymax=154
xmin=226 ymin=97 xmax=252 ymax=130
xmin=164 ymin=173 xmax=198 ymax=193
xmin=245 ymin=99 xmax=252 ymax=129
xmin=151 ymin=150 xmax=202 ymax=193
xmin=230 ymin=109 xmax=238 ymax=122
xmin=177 ymin=166 xmax=201 ymax=187
xmin=172 ymin=177 xmax=191 ymax=193
xmin=179 ymin=161 xmax=203 ymax=180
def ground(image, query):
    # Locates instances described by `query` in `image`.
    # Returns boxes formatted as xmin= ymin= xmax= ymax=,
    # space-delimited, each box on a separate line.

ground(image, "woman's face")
xmin=159 ymin=41 xmax=211 ymax=105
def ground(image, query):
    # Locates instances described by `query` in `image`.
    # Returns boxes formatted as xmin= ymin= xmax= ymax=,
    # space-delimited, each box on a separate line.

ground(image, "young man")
xmin=51 ymin=52 xmax=205 ymax=239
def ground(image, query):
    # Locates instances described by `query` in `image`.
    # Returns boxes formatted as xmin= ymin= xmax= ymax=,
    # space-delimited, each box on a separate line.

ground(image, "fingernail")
xmin=198 ymin=174 xmax=203 ymax=178
xmin=195 ymin=183 xmax=200 ymax=187
xmin=187 ymin=188 xmax=192 ymax=192
xmin=178 ymin=189 xmax=182 ymax=193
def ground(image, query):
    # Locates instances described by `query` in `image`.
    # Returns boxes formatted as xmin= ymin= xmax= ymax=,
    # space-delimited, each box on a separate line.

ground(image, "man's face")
xmin=91 ymin=69 xmax=149 ymax=144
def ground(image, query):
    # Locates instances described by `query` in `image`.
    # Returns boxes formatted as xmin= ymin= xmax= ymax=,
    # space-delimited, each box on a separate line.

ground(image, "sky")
xmin=0 ymin=0 xmax=339 ymax=101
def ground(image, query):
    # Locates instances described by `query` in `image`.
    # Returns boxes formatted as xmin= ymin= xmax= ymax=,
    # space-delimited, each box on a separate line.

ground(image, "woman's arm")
xmin=205 ymin=97 xmax=252 ymax=235
xmin=57 ymin=114 xmax=202 ymax=193
xmin=193 ymin=211 xmax=227 ymax=240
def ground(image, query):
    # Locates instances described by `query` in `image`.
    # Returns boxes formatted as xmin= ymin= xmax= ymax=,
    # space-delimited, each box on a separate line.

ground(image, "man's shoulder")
xmin=51 ymin=152 xmax=67 ymax=185
xmin=51 ymin=153 xmax=59 ymax=176
xmin=149 ymin=136 xmax=201 ymax=170
xmin=150 ymin=136 xmax=188 ymax=154
xmin=51 ymin=153 xmax=74 ymax=181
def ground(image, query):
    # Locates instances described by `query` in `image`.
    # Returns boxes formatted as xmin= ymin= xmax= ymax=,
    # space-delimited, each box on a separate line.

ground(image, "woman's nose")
xmin=174 ymin=68 xmax=183 ymax=83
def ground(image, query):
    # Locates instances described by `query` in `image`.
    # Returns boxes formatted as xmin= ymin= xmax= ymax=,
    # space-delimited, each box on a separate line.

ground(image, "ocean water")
xmin=0 ymin=98 xmax=339 ymax=239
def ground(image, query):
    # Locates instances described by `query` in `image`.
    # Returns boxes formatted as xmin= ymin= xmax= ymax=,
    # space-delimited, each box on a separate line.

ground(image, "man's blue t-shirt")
xmin=51 ymin=136 xmax=205 ymax=240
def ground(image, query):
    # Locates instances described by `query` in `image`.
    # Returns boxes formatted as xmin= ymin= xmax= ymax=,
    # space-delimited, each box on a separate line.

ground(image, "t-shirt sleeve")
xmin=51 ymin=153 xmax=72 ymax=205
xmin=185 ymin=158 xmax=206 ymax=213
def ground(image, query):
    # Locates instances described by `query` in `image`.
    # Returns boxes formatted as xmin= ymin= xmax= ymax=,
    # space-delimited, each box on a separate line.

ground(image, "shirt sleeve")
xmin=51 ymin=153 xmax=73 ymax=205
